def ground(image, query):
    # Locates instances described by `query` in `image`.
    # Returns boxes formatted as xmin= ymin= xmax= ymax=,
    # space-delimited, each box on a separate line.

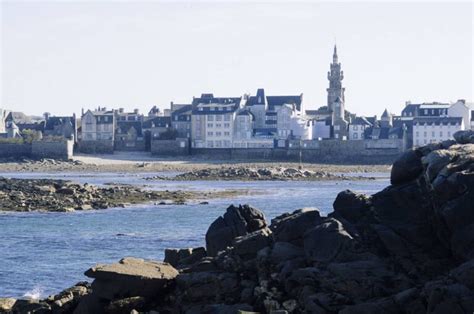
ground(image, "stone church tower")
xmin=327 ymin=45 xmax=348 ymax=139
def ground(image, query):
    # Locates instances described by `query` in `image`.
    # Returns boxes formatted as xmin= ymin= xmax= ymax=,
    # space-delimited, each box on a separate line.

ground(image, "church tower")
xmin=327 ymin=45 xmax=348 ymax=139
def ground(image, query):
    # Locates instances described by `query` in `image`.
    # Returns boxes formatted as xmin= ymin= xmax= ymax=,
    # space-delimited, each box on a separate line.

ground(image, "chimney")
xmin=43 ymin=112 xmax=50 ymax=121
xmin=134 ymin=109 xmax=139 ymax=114
xmin=81 ymin=108 xmax=84 ymax=116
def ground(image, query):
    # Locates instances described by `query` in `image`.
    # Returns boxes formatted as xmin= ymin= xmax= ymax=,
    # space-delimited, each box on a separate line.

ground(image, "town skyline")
xmin=2 ymin=1 xmax=473 ymax=117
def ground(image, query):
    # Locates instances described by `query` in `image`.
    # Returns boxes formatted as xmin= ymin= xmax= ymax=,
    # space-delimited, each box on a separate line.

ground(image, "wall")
xmin=0 ymin=140 xmax=73 ymax=160
xmin=77 ymin=140 xmax=114 ymax=154
xmin=151 ymin=139 xmax=190 ymax=156
xmin=31 ymin=140 xmax=74 ymax=160
xmin=190 ymin=139 xmax=405 ymax=164
xmin=0 ymin=143 xmax=32 ymax=158
xmin=114 ymin=139 xmax=146 ymax=151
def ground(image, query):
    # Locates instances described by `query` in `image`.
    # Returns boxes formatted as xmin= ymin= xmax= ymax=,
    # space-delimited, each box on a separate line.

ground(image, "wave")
xmin=23 ymin=286 xmax=43 ymax=300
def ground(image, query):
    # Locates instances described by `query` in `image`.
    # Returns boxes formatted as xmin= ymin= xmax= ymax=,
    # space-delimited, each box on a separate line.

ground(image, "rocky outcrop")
xmin=0 ymin=177 xmax=243 ymax=212
xmin=12 ymin=136 xmax=474 ymax=313
xmin=165 ymin=166 xmax=375 ymax=181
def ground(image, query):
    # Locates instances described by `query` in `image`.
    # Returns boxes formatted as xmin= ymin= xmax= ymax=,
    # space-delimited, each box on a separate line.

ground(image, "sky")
xmin=1 ymin=1 xmax=473 ymax=117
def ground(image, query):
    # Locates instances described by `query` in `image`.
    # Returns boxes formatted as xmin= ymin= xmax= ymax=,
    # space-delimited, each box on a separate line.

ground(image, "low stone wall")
xmin=0 ymin=140 xmax=73 ymax=160
xmin=0 ymin=143 xmax=32 ymax=158
xmin=77 ymin=140 xmax=114 ymax=154
xmin=151 ymin=139 xmax=190 ymax=156
xmin=190 ymin=139 xmax=405 ymax=164
xmin=31 ymin=140 xmax=74 ymax=160
xmin=114 ymin=140 xmax=146 ymax=152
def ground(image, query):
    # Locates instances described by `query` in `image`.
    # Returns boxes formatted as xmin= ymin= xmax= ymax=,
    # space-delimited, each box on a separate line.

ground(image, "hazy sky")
xmin=1 ymin=1 xmax=473 ymax=117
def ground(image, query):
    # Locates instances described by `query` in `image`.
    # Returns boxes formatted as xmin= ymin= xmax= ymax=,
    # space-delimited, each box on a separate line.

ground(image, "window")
xmin=353 ymin=125 xmax=358 ymax=130
xmin=224 ymin=115 xmax=231 ymax=121
xmin=424 ymin=131 xmax=427 ymax=137
xmin=216 ymin=131 xmax=222 ymax=136
xmin=216 ymin=115 xmax=222 ymax=121
xmin=208 ymin=115 xmax=214 ymax=121
xmin=415 ymin=131 xmax=419 ymax=137
xmin=448 ymin=131 xmax=451 ymax=137
xmin=439 ymin=131 xmax=443 ymax=137
xmin=207 ymin=123 xmax=213 ymax=128
xmin=207 ymin=131 xmax=213 ymax=136
xmin=353 ymin=133 xmax=358 ymax=139
xmin=224 ymin=123 xmax=230 ymax=128
xmin=224 ymin=131 xmax=230 ymax=136
xmin=432 ymin=131 xmax=435 ymax=137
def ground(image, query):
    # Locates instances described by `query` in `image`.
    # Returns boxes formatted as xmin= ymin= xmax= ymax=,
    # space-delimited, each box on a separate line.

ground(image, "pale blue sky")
xmin=1 ymin=1 xmax=473 ymax=117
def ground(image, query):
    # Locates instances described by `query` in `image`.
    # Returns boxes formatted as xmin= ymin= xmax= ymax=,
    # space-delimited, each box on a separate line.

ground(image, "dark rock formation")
xmin=16 ymin=138 xmax=474 ymax=313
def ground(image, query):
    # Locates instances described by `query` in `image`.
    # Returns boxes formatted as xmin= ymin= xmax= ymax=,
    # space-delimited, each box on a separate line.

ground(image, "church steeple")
xmin=333 ymin=45 xmax=338 ymax=63
xmin=327 ymin=45 xmax=348 ymax=139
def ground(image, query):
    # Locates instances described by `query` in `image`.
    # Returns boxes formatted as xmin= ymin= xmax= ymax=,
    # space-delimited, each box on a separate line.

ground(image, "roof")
xmin=413 ymin=116 xmax=463 ymax=125
xmin=44 ymin=116 xmax=75 ymax=131
xmin=381 ymin=109 xmax=389 ymax=118
xmin=237 ymin=109 xmax=254 ymax=119
xmin=246 ymin=89 xmax=303 ymax=111
xmin=143 ymin=116 xmax=171 ymax=128
xmin=17 ymin=122 xmax=45 ymax=131
xmin=351 ymin=116 xmax=372 ymax=126
xmin=116 ymin=121 xmax=143 ymax=136
xmin=192 ymin=94 xmax=241 ymax=115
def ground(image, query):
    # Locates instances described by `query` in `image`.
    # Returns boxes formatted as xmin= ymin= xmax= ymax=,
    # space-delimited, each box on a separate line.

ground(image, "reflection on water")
xmin=0 ymin=171 xmax=389 ymax=298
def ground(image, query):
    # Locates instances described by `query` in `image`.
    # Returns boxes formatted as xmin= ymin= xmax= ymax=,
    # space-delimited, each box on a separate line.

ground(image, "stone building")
xmin=170 ymin=105 xmax=192 ymax=139
xmin=191 ymin=94 xmax=242 ymax=148
xmin=0 ymin=108 xmax=9 ymax=134
xmin=43 ymin=113 xmax=77 ymax=141
xmin=79 ymin=108 xmax=116 ymax=153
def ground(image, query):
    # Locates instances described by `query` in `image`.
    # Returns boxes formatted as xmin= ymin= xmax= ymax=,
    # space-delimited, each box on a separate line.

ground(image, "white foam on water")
xmin=23 ymin=286 xmax=43 ymax=300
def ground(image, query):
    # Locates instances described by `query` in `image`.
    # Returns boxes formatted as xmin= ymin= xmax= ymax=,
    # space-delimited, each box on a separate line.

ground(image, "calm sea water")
xmin=0 ymin=172 xmax=389 ymax=298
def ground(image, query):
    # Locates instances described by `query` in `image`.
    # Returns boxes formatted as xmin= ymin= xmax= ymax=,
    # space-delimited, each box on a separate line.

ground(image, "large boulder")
xmin=303 ymin=218 xmax=354 ymax=263
xmin=164 ymin=247 xmax=207 ymax=268
xmin=390 ymin=149 xmax=424 ymax=185
xmin=205 ymin=204 xmax=267 ymax=256
xmin=454 ymin=130 xmax=474 ymax=144
xmin=332 ymin=190 xmax=371 ymax=223
xmin=84 ymin=257 xmax=178 ymax=300
xmin=270 ymin=208 xmax=322 ymax=246
xmin=233 ymin=228 xmax=273 ymax=259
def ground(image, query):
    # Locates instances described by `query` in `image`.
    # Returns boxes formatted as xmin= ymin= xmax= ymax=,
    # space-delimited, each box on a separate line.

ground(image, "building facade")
xmin=413 ymin=117 xmax=463 ymax=147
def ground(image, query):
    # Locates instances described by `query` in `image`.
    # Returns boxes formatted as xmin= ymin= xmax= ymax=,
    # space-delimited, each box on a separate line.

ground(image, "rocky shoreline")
xmin=0 ymin=177 xmax=247 ymax=212
xmin=144 ymin=167 xmax=376 ymax=181
xmin=1 ymin=130 xmax=473 ymax=313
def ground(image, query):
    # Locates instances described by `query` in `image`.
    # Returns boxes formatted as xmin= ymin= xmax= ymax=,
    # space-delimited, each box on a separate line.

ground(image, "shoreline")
xmin=0 ymin=153 xmax=391 ymax=174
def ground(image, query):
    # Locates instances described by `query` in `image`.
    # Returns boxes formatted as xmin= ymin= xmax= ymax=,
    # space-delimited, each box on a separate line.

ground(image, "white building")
xmin=448 ymin=100 xmax=472 ymax=130
xmin=234 ymin=109 xmax=254 ymax=140
xmin=191 ymin=94 xmax=242 ymax=148
xmin=312 ymin=119 xmax=331 ymax=140
xmin=349 ymin=117 xmax=373 ymax=140
xmin=413 ymin=117 xmax=463 ymax=147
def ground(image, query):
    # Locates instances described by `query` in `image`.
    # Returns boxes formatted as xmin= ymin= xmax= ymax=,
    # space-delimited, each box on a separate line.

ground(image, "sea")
xmin=0 ymin=171 xmax=390 ymax=299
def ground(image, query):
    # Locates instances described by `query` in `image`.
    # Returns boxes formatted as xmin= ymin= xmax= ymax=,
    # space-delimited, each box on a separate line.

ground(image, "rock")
xmin=331 ymin=190 xmax=371 ymax=223
xmin=177 ymin=271 xmax=240 ymax=303
xmin=84 ymin=257 xmax=178 ymax=300
xmin=451 ymin=260 xmax=474 ymax=289
xmin=453 ymin=130 xmax=474 ymax=144
xmin=390 ymin=149 xmax=423 ymax=185
xmin=0 ymin=298 xmax=16 ymax=312
xmin=105 ymin=296 xmax=146 ymax=314
xmin=11 ymin=299 xmax=51 ymax=313
xmin=303 ymin=218 xmax=354 ymax=263
xmin=206 ymin=204 xmax=267 ymax=256
xmin=233 ymin=228 xmax=273 ymax=259
xmin=270 ymin=208 xmax=322 ymax=246
xmin=165 ymin=247 xmax=207 ymax=267
xmin=270 ymin=242 xmax=305 ymax=264
xmin=184 ymin=303 xmax=253 ymax=314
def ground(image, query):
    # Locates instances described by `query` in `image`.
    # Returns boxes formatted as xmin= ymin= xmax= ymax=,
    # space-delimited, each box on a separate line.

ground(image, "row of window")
xmin=415 ymin=131 xmax=452 ymax=138
xmin=198 ymin=106 xmax=232 ymax=112
xmin=207 ymin=131 xmax=231 ymax=137
xmin=207 ymin=115 xmax=231 ymax=122
xmin=207 ymin=123 xmax=231 ymax=128
xmin=415 ymin=123 xmax=459 ymax=127
xmin=207 ymin=140 xmax=232 ymax=148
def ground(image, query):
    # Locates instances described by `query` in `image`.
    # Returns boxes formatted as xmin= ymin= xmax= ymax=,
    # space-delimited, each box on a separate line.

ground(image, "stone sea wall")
xmin=151 ymin=138 xmax=190 ymax=156
xmin=77 ymin=140 xmax=114 ymax=154
xmin=189 ymin=139 xmax=405 ymax=164
xmin=0 ymin=140 xmax=73 ymax=160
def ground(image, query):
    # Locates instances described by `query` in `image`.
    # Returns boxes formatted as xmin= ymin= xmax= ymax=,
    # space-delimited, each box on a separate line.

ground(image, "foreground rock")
xmin=0 ymin=177 xmax=239 ymax=212
xmin=10 ymin=132 xmax=474 ymax=313
xmin=146 ymin=166 xmax=376 ymax=181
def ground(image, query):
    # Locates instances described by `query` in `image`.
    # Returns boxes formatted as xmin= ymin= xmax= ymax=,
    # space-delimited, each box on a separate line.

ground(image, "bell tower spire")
xmin=326 ymin=45 xmax=348 ymax=139
xmin=333 ymin=44 xmax=338 ymax=63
